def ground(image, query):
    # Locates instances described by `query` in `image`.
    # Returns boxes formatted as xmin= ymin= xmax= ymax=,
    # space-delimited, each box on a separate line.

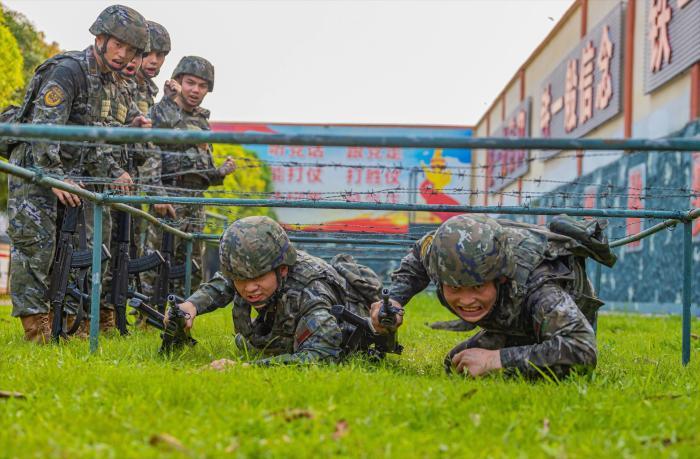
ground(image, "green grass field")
xmin=1 ymin=294 xmax=698 ymax=458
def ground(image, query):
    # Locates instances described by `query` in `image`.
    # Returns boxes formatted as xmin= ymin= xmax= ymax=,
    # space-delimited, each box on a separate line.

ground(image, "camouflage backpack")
xmin=0 ymin=51 xmax=102 ymax=159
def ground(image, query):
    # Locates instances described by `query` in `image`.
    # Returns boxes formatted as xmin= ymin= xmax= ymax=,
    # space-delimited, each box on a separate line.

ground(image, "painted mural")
xmin=211 ymin=122 xmax=472 ymax=233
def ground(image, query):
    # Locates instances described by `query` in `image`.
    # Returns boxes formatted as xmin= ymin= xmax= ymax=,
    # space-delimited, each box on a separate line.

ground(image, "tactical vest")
xmin=2 ymin=49 xmax=119 ymax=179
xmin=160 ymin=107 xmax=216 ymax=190
xmin=1 ymin=50 xmax=103 ymax=159
xmin=231 ymin=251 xmax=377 ymax=355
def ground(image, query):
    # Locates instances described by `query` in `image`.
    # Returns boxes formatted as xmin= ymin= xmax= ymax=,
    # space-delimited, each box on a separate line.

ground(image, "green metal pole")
xmin=682 ymin=221 xmax=692 ymax=366
xmin=89 ymin=203 xmax=103 ymax=353
xmin=184 ymin=239 xmax=193 ymax=298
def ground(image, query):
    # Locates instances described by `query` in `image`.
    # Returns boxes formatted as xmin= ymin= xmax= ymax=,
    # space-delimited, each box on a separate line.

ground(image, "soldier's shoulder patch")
xmin=43 ymin=85 xmax=66 ymax=107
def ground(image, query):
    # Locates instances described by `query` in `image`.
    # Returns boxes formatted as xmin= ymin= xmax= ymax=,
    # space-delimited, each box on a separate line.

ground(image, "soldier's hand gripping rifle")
xmin=46 ymin=205 xmax=110 ymax=341
xmin=110 ymin=209 xmax=164 ymax=335
xmin=127 ymin=292 xmax=196 ymax=353
xmin=330 ymin=302 xmax=403 ymax=360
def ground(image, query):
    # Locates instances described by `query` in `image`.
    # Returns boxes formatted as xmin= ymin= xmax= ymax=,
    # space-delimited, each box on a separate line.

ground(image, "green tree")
xmin=0 ymin=10 xmax=24 ymax=108
xmin=0 ymin=4 xmax=60 ymax=213
xmin=205 ymin=144 xmax=276 ymax=234
xmin=2 ymin=6 xmax=60 ymax=104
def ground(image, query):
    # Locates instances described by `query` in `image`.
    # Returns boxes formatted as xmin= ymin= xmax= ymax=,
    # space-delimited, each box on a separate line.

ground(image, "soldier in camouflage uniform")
xmin=370 ymin=214 xmax=616 ymax=379
xmin=173 ymin=216 xmax=383 ymax=365
xmin=7 ymin=5 xmax=151 ymax=343
xmin=148 ymin=56 xmax=235 ymax=295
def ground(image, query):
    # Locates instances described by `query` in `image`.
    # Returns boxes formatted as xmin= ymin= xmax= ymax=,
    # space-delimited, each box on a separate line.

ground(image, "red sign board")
xmin=486 ymin=98 xmax=531 ymax=192
xmin=626 ymin=164 xmax=646 ymax=251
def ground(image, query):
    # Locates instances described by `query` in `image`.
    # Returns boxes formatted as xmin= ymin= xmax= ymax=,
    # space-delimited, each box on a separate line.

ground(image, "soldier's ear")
xmin=279 ymin=265 xmax=289 ymax=278
xmin=498 ymin=276 xmax=508 ymax=284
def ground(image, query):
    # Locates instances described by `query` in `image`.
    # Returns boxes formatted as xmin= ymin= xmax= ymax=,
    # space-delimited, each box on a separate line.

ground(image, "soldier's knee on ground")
xmin=20 ymin=314 xmax=51 ymax=344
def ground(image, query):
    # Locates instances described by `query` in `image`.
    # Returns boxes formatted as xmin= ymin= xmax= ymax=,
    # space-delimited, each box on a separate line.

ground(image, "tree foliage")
xmin=0 ymin=9 xmax=24 ymax=108
xmin=205 ymin=144 xmax=276 ymax=233
xmin=0 ymin=5 xmax=61 ymax=214
xmin=1 ymin=6 xmax=60 ymax=104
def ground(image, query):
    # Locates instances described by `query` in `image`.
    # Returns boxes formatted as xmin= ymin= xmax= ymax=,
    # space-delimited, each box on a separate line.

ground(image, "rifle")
xmin=152 ymin=230 xmax=199 ymax=312
xmin=110 ymin=209 xmax=165 ymax=335
xmin=127 ymin=292 xmax=196 ymax=353
xmin=46 ymin=205 xmax=110 ymax=341
xmin=330 ymin=304 xmax=403 ymax=359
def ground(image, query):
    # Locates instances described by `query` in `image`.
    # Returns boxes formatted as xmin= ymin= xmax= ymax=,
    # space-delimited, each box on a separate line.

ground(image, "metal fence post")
xmin=682 ymin=221 xmax=693 ymax=366
xmin=184 ymin=238 xmax=193 ymax=298
xmin=89 ymin=203 xmax=103 ymax=353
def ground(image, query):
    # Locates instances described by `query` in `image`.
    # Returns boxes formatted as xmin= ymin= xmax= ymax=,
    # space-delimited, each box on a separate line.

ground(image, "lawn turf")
xmin=0 ymin=293 xmax=698 ymax=458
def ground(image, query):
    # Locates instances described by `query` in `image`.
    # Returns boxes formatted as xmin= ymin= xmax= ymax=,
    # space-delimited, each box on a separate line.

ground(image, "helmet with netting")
xmin=427 ymin=214 xmax=515 ymax=287
xmin=172 ymin=56 xmax=214 ymax=92
xmin=89 ymin=5 xmax=149 ymax=51
xmin=146 ymin=20 xmax=171 ymax=53
xmin=219 ymin=216 xmax=297 ymax=280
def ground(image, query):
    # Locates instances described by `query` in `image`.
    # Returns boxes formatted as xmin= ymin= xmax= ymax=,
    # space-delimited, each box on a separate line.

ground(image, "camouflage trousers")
xmin=142 ymin=203 xmax=204 ymax=297
xmin=444 ymin=330 xmax=575 ymax=379
xmin=7 ymin=176 xmax=111 ymax=316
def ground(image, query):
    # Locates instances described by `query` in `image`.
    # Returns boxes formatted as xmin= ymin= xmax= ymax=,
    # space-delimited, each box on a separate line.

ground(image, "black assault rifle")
xmin=330 ymin=299 xmax=403 ymax=360
xmin=110 ymin=209 xmax=165 ymax=335
xmin=152 ymin=231 xmax=199 ymax=313
xmin=46 ymin=205 xmax=110 ymax=341
xmin=127 ymin=292 xmax=197 ymax=353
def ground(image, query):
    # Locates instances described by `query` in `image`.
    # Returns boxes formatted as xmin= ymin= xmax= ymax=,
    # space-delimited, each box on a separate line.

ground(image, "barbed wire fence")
xmin=0 ymin=123 xmax=697 ymax=364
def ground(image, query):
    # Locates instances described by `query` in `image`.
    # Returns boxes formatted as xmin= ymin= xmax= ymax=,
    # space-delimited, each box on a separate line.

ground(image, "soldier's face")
xmin=233 ymin=266 xmax=289 ymax=308
xmin=122 ymin=53 xmax=143 ymax=78
xmin=95 ymin=35 xmax=138 ymax=71
xmin=179 ymin=75 xmax=209 ymax=109
xmin=442 ymin=280 xmax=499 ymax=323
xmin=142 ymin=51 xmax=167 ymax=78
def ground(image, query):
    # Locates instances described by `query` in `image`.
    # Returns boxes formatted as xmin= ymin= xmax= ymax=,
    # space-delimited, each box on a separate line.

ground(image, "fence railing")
xmin=1 ymin=122 xmax=697 ymax=365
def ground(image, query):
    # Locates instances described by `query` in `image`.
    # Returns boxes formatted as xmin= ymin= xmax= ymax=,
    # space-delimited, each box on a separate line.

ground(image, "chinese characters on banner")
xmin=645 ymin=0 xmax=700 ymax=92
xmin=266 ymin=145 xmax=404 ymax=204
xmin=626 ymin=164 xmax=646 ymax=251
xmin=210 ymin=123 xmax=472 ymax=232
xmin=486 ymin=98 xmax=531 ymax=193
xmin=539 ymin=3 xmax=623 ymax=158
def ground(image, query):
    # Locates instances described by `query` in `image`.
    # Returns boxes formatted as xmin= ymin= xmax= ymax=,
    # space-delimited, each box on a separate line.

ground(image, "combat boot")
xmin=99 ymin=308 xmax=116 ymax=332
xmin=67 ymin=315 xmax=90 ymax=339
xmin=20 ymin=313 xmax=51 ymax=344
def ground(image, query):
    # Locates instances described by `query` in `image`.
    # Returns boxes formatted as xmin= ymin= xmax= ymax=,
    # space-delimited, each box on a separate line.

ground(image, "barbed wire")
xmin=19 ymin=137 xmax=698 ymax=196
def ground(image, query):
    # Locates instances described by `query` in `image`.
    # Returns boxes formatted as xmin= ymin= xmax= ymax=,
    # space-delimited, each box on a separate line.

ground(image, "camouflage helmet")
xmin=426 ymin=215 xmax=516 ymax=287
xmin=89 ymin=5 xmax=149 ymax=51
xmin=172 ymin=56 xmax=215 ymax=92
xmin=146 ymin=20 xmax=171 ymax=53
xmin=219 ymin=216 xmax=297 ymax=280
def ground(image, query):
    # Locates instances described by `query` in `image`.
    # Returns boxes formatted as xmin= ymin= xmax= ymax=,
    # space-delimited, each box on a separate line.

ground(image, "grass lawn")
xmin=1 ymin=294 xmax=698 ymax=458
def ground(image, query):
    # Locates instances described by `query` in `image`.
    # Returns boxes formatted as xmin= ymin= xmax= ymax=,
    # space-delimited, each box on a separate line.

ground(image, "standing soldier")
xmin=173 ymin=216 xmax=385 ymax=365
xmin=149 ymin=56 xmax=236 ymax=295
xmin=134 ymin=21 xmax=176 ymax=224
xmin=7 ymin=5 xmax=151 ymax=343
xmin=370 ymin=214 xmax=616 ymax=379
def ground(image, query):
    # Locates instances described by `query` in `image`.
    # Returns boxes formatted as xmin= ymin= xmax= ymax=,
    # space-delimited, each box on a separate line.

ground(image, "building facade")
xmin=473 ymin=0 xmax=700 ymax=313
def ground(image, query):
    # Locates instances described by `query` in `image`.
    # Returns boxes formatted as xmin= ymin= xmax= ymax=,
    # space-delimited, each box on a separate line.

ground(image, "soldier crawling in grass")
xmin=369 ymin=214 xmax=616 ymax=380
xmin=170 ymin=216 xmax=385 ymax=367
